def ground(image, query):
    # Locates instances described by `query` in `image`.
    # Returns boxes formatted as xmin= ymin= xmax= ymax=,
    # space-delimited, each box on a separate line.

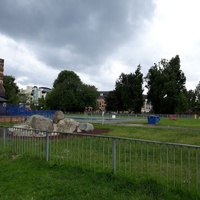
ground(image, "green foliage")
xmin=175 ymin=91 xmax=188 ymax=113
xmin=38 ymin=97 xmax=46 ymax=109
xmin=191 ymin=82 xmax=200 ymax=112
xmin=105 ymin=90 xmax=119 ymax=111
xmin=45 ymin=70 xmax=98 ymax=112
xmin=186 ymin=90 xmax=197 ymax=112
xmin=3 ymin=75 xmax=20 ymax=104
xmin=132 ymin=66 xmax=144 ymax=113
xmin=145 ymin=55 xmax=187 ymax=114
xmin=18 ymin=93 xmax=29 ymax=104
xmin=53 ymin=70 xmax=82 ymax=88
xmin=79 ymin=84 xmax=99 ymax=109
xmin=106 ymin=65 xmax=144 ymax=113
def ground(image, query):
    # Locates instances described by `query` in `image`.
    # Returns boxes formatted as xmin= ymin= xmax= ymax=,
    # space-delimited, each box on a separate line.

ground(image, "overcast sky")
xmin=0 ymin=0 xmax=200 ymax=92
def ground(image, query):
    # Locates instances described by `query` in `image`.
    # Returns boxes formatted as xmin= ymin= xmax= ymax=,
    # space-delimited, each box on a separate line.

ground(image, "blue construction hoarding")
xmin=6 ymin=105 xmax=56 ymax=119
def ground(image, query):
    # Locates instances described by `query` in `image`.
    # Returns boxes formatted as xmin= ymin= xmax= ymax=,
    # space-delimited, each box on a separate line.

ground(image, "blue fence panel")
xmin=6 ymin=105 xmax=56 ymax=119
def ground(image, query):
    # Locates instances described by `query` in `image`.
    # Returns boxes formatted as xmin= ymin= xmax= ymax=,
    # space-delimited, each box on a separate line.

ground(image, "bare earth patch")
xmin=85 ymin=129 xmax=110 ymax=135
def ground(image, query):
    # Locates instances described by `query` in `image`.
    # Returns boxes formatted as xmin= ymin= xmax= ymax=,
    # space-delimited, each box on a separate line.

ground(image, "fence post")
xmin=46 ymin=131 xmax=49 ymax=162
xmin=3 ymin=127 xmax=6 ymax=149
xmin=112 ymin=138 xmax=116 ymax=174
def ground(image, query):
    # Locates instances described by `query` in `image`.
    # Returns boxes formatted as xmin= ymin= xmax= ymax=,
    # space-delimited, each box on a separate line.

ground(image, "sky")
xmin=0 ymin=0 xmax=200 ymax=93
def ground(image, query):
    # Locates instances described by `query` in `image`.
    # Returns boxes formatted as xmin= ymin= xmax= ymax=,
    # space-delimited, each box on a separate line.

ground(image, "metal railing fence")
xmin=0 ymin=127 xmax=199 ymax=196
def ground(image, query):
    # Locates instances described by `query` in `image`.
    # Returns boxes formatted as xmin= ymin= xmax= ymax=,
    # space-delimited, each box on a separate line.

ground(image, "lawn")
xmin=1 ymin=118 xmax=200 ymax=199
xmin=136 ymin=117 xmax=200 ymax=128
xmin=93 ymin=118 xmax=200 ymax=146
xmin=0 ymin=151 xmax=198 ymax=200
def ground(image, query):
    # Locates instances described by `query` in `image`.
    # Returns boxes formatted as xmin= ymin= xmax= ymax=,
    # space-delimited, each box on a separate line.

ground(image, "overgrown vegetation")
xmin=3 ymin=75 xmax=19 ymax=105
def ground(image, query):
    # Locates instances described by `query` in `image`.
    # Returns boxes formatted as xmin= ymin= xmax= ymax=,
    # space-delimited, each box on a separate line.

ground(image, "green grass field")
xmin=132 ymin=117 xmax=200 ymax=128
xmin=0 ymin=118 xmax=200 ymax=199
xmin=0 ymin=151 xmax=198 ymax=200
xmin=94 ymin=118 xmax=200 ymax=146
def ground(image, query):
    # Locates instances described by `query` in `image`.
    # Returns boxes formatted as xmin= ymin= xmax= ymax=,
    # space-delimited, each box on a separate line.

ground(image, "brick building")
xmin=0 ymin=58 xmax=7 ymax=115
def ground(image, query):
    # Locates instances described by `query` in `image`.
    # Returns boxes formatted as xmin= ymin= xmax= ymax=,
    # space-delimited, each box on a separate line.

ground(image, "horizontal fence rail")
xmin=0 ymin=127 xmax=199 ymax=196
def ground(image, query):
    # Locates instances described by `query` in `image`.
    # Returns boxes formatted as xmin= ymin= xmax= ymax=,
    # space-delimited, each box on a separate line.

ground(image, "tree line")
xmin=106 ymin=55 xmax=200 ymax=114
xmin=3 ymin=70 xmax=99 ymax=112
xmin=4 ymin=55 xmax=200 ymax=114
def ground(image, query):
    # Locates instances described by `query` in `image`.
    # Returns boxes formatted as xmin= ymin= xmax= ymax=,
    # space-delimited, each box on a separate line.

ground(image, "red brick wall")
xmin=0 ymin=116 xmax=25 ymax=123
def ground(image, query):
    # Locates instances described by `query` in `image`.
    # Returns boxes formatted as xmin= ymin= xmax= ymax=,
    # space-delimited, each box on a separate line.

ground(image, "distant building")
xmin=19 ymin=85 xmax=51 ymax=106
xmin=96 ymin=92 xmax=152 ymax=113
xmin=39 ymin=87 xmax=51 ymax=99
xmin=0 ymin=58 xmax=7 ymax=115
xmin=31 ymin=86 xmax=51 ymax=106
xmin=96 ymin=91 xmax=109 ymax=112
xmin=141 ymin=95 xmax=152 ymax=113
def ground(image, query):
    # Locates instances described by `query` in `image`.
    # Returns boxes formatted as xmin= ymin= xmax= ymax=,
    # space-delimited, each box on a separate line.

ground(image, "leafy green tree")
xmin=105 ymin=90 xmax=119 ymax=111
xmin=182 ymin=85 xmax=200 ymax=114
xmin=53 ymin=70 xmax=82 ymax=88
xmin=131 ymin=66 xmax=144 ymax=113
xmin=45 ymin=87 xmax=60 ymax=110
xmin=145 ymin=63 xmax=163 ymax=113
xmin=115 ymin=73 xmax=129 ymax=111
xmin=78 ymin=84 xmax=99 ymax=110
xmin=175 ymin=90 xmax=188 ymax=113
xmin=186 ymin=89 xmax=197 ymax=112
xmin=45 ymin=70 xmax=98 ymax=112
xmin=38 ymin=97 xmax=46 ymax=110
xmin=195 ymin=81 xmax=200 ymax=97
xmin=145 ymin=55 xmax=187 ymax=114
xmin=189 ymin=82 xmax=200 ymax=112
xmin=106 ymin=65 xmax=144 ymax=113
xmin=18 ymin=93 xmax=29 ymax=104
xmin=3 ymin=75 xmax=19 ymax=104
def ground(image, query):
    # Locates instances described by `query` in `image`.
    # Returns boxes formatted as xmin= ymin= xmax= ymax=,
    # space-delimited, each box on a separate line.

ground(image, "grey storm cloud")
xmin=0 ymin=0 xmax=155 ymax=72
